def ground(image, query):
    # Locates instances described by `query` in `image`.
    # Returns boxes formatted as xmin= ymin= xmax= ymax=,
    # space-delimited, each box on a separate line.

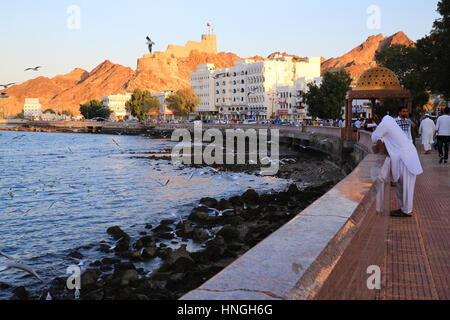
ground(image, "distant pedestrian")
xmin=395 ymin=106 xmax=413 ymax=142
xmin=435 ymin=107 xmax=450 ymax=164
xmin=418 ymin=113 xmax=436 ymax=154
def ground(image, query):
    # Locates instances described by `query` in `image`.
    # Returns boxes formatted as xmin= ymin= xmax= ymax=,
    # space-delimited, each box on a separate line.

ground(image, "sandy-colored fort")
xmin=142 ymin=34 xmax=217 ymax=60
xmin=136 ymin=34 xmax=217 ymax=74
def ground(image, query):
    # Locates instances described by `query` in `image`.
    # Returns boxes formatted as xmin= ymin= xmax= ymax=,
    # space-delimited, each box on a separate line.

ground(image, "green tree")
xmin=79 ymin=100 xmax=112 ymax=119
xmin=43 ymin=108 xmax=56 ymax=114
xmin=375 ymin=44 xmax=429 ymax=116
xmin=416 ymin=0 xmax=450 ymax=104
xmin=303 ymin=69 xmax=352 ymax=120
xmin=62 ymin=110 xmax=74 ymax=117
xmin=126 ymin=89 xmax=161 ymax=121
xmin=16 ymin=112 xmax=24 ymax=119
xmin=166 ymin=88 xmax=200 ymax=116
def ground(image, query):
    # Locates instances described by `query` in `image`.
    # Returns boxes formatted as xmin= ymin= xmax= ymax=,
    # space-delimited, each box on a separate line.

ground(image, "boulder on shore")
xmin=106 ymin=226 xmax=130 ymax=241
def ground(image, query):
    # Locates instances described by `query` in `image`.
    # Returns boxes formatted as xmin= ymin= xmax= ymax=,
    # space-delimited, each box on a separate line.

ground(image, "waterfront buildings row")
xmin=23 ymin=98 xmax=42 ymax=118
xmin=22 ymin=99 xmax=75 ymax=120
xmin=21 ymin=55 xmax=322 ymax=122
xmin=101 ymin=91 xmax=176 ymax=121
xmin=190 ymin=54 xmax=323 ymax=121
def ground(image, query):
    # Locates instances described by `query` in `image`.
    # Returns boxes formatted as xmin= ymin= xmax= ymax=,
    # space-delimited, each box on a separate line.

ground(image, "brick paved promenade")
xmin=315 ymin=145 xmax=449 ymax=300
xmin=383 ymin=145 xmax=450 ymax=299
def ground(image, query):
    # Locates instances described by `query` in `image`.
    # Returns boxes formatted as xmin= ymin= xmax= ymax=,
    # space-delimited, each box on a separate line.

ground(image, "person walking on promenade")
xmin=435 ymin=107 xmax=450 ymax=164
xmin=372 ymin=115 xmax=423 ymax=217
xmin=396 ymin=106 xmax=413 ymax=142
xmin=419 ymin=113 xmax=436 ymax=154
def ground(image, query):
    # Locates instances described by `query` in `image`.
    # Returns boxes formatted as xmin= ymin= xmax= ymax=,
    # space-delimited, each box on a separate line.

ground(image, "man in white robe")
xmin=419 ymin=114 xmax=436 ymax=154
xmin=372 ymin=115 xmax=424 ymax=217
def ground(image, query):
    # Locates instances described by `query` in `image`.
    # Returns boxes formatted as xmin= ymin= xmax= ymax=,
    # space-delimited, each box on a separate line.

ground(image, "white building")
xmin=277 ymin=77 xmax=323 ymax=121
xmin=152 ymin=90 xmax=175 ymax=120
xmin=102 ymin=93 xmax=132 ymax=121
xmin=23 ymin=98 xmax=42 ymax=119
xmin=190 ymin=54 xmax=321 ymax=121
xmin=190 ymin=64 xmax=216 ymax=119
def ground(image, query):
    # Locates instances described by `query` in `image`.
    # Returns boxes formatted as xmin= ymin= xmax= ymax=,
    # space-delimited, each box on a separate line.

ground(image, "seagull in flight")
xmin=0 ymin=252 xmax=43 ymax=282
xmin=186 ymin=172 xmax=195 ymax=181
xmin=111 ymin=138 xmax=120 ymax=147
xmin=108 ymin=237 xmax=124 ymax=251
xmin=0 ymin=83 xmax=16 ymax=89
xmin=170 ymin=212 xmax=184 ymax=224
xmin=146 ymin=36 xmax=155 ymax=54
xmin=8 ymin=208 xmax=32 ymax=215
xmin=261 ymin=157 xmax=285 ymax=165
xmin=156 ymin=179 xmax=170 ymax=187
xmin=24 ymin=66 xmax=42 ymax=71
xmin=12 ymin=134 xmax=26 ymax=140
xmin=199 ymin=206 xmax=234 ymax=217
xmin=48 ymin=200 xmax=68 ymax=209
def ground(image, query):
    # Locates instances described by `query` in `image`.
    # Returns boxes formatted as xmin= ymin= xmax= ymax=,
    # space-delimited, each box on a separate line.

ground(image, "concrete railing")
xmin=303 ymin=125 xmax=344 ymax=138
xmin=357 ymin=130 xmax=374 ymax=154
xmin=181 ymin=141 xmax=391 ymax=300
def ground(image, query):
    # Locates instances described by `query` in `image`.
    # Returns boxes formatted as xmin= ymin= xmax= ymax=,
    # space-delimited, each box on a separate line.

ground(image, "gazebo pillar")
xmin=407 ymin=99 xmax=413 ymax=114
xmin=345 ymin=98 xmax=353 ymax=140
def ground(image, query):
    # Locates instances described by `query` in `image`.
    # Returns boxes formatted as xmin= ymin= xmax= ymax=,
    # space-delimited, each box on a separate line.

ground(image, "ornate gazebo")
xmin=345 ymin=67 xmax=412 ymax=140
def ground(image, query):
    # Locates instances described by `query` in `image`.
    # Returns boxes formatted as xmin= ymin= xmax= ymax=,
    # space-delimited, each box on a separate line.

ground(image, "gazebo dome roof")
xmin=354 ymin=67 xmax=402 ymax=91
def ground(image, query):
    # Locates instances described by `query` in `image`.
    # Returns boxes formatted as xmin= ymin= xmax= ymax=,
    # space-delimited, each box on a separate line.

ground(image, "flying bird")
xmin=12 ymin=134 xmax=25 ymax=140
xmin=199 ymin=206 xmax=234 ymax=217
xmin=170 ymin=212 xmax=184 ymax=224
xmin=186 ymin=172 xmax=195 ymax=181
xmin=261 ymin=157 xmax=285 ymax=165
xmin=48 ymin=200 xmax=68 ymax=209
xmin=24 ymin=66 xmax=42 ymax=71
xmin=108 ymin=237 xmax=124 ymax=251
xmin=156 ymin=179 xmax=170 ymax=187
xmin=8 ymin=208 xmax=31 ymax=215
xmin=0 ymin=253 xmax=43 ymax=282
xmin=0 ymin=83 xmax=16 ymax=89
xmin=0 ymin=251 xmax=16 ymax=261
xmin=111 ymin=138 xmax=120 ymax=147
xmin=146 ymin=36 xmax=155 ymax=54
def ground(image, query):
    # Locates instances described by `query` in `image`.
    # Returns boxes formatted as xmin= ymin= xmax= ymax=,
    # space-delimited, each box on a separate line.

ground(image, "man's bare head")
xmin=398 ymin=106 xmax=408 ymax=119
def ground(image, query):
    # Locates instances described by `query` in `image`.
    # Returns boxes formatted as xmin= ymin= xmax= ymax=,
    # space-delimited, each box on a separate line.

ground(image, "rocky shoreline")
xmin=3 ymin=129 xmax=346 ymax=301
xmin=14 ymin=182 xmax=331 ymax=301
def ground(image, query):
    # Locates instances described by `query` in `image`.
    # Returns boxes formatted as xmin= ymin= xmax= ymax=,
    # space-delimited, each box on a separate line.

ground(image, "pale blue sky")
xmin=0 ymin=0 xmax=440 ymax=84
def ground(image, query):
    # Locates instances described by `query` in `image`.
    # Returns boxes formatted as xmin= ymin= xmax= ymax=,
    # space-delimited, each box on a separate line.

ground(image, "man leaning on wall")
xmin=372 ymin=111 xmax=423 ymax=218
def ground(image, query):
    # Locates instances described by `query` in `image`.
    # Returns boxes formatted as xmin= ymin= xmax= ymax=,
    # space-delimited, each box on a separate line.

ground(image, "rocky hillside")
xmin=0 ymin=51 xmax=241 ymax=117
xmin=321 ymin=31 xmax=414 ymax=83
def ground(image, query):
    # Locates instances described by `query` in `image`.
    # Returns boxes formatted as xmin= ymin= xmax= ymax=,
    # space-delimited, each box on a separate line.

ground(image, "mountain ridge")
xmin=0 ymin=31 xmax=414 ymax=116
